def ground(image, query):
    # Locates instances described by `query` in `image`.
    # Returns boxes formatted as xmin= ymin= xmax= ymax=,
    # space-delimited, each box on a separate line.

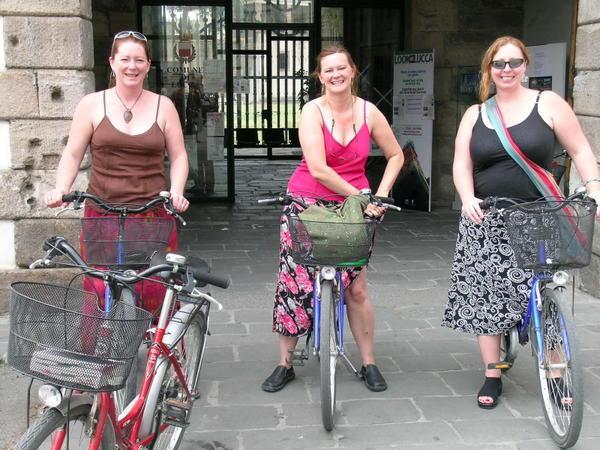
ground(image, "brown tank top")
xmin=87 ymin=91 xmax=167 ymax=206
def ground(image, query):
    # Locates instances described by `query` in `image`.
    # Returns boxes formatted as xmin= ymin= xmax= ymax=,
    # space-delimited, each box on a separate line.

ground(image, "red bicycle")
xmin=8 ymin=207 xmax=229 ymax=449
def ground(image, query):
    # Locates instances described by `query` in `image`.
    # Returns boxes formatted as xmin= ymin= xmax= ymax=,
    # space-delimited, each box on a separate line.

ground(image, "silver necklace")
xmin=114 ymin=88 xmax=143 ymax=123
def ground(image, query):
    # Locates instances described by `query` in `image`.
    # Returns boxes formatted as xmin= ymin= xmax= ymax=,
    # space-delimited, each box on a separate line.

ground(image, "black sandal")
xmin=477 ymin=377 xmax=502 ymax=409
xmin=548 ymin=377 xmax=572 ymax=410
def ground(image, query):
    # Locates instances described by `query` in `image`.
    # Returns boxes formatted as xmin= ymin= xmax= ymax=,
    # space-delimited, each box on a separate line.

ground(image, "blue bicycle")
xmin=481 ymin=189 xmax=597 ymax=448
xmin=259 ymin=192 xmax=399 ymax=431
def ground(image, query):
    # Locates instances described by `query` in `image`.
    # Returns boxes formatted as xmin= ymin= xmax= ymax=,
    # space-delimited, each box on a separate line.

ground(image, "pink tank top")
xmin=287 ymin=99 xmax=371 ymax=201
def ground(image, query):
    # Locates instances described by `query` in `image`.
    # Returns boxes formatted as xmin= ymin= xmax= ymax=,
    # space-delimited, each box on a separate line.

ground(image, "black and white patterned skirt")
xmin=441 ymin=212 xmax=533 ymax=335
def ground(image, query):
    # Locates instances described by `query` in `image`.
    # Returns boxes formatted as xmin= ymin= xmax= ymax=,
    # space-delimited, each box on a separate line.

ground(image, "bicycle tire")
xmin=500 ymin=327 xmax=519 ymax=371
xmin=148 ymin=309 xmax=207 ymax=449
xmin=535 ymin=288 xmax=583 ymax=448
xmin=319 ymin=280 xmax=337 ymax=432
xmin=14 ymin=403 xmax=115 ymax=450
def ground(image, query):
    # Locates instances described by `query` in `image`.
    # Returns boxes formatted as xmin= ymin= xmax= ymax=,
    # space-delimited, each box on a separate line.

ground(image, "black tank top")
xmin=470 ymin=93 xmax=556 ymax=201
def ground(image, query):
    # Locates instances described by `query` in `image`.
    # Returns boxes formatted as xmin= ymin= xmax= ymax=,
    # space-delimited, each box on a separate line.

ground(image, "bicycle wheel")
xmin=319 ymin=280 xmax=338 ymax=432
xmin=535 ymin=288 xmax=583 ymax=448
xmin=149 ymin=309 xmax=207 ymax=449
xmin=14 ymin=403 xmax=115 ymax=450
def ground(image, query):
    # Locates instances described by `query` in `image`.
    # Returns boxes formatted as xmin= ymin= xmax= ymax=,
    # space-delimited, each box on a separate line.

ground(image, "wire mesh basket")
xmin=502 ymin=198 xmax=597 ymax=270
xmin=288 ymin=215 xmax=376 ymax=266
xmin=7 ymin=282 xmax=152 ymax=392
xmin=81 ymin=215 xmax=174 ymax=267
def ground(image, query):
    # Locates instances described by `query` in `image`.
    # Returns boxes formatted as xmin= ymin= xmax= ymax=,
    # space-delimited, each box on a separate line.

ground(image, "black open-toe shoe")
xmin=548 ymin=377 xmax=572 ymax=410
xmin=477 ymin=377 xmax=502 ymax=409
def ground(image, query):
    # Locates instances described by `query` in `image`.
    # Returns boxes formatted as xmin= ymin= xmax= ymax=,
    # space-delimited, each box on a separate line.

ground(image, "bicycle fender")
xmin=48 ymin=394 xmax=95 ymax=416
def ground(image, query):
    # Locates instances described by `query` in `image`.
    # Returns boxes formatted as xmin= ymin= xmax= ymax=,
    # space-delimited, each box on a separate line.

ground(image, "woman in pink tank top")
xmin=262 ymin=47 xmax=404 ymax=393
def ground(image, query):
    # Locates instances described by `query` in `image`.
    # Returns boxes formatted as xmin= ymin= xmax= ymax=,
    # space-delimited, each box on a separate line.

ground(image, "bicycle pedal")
xmin=291 ymin=349 xmax=308 ymax=366
xmin=162 ymin=399 xmax=192 ymax=428
xmin=487 ymin=361 xmax=513 ymax=370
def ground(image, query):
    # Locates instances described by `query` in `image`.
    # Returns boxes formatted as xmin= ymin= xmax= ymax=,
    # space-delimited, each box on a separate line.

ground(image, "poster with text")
xmin=392 ymin=49 xmax=434 ymax=211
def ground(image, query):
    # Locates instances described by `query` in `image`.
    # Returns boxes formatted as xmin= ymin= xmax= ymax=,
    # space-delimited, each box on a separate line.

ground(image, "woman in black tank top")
xmin=441 ymin=36 xmax=600 ymax=410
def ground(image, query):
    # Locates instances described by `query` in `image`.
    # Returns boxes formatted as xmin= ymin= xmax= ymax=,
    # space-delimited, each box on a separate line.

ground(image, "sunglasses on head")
xmin=114 ymin=31 xmax=147 ymax=42
xmin=491 ymin=58 xmax=524 ymax=70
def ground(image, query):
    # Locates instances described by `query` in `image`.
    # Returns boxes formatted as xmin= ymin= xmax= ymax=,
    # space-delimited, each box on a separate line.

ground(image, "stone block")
xmin=434 ymin=67 xmax=454 ymax=102
xmin=37 ymin=70 xmax=95 ymax=119
xmin=0 ymin=169 xmax=88 ymax=220
xmin=433 ymin=100 xmax=458 ymax=134
xmin=0 ymin=71 xmax=38 ymax=119
xmin=575 ymin=23 xmax=600 ymax=70
xmin=0 ymin=268 xmax=81 ymax=314
xmin=0 ymin=0 xmax=92 ymax=18
xmin=9 ymin=120 xmax=71 ymax=169
xmin=3 ymin=17 xmax=93 ymax=69
xmin=412 ymin=0 xmax=458 ymax=32
xmin=578 ymin=0 xmax=600 ymax=24
xmin=578 ymin=115 xmax=600 ymax=161
xmin=578 ymin=254 xmax=600 ymax=298
xmin=14 ymin=218 xmax=81 ymax=268
xmin=573 ymin=70 xmax=600 ymax=116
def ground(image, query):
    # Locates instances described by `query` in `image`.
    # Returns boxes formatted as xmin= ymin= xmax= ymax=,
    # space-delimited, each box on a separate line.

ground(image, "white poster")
xmin=203 ymin=59 xmax=226 ymax=92
xmin=392 ymin=49 xmax=435 ymax=211
xmin=525 ymin=43 xmax=567 ymax=99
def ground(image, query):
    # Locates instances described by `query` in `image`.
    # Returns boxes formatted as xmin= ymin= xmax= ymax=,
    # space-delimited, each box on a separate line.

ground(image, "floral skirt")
xmin=272 ymin=202 xmax=364 ymax=337
xmin=441 ymin=212 xmax=533 ymax=335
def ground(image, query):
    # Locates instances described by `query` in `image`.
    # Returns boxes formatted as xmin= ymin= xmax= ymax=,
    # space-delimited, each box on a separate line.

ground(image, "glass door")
xmin=142 ymin=3 xmax=229 ymax=200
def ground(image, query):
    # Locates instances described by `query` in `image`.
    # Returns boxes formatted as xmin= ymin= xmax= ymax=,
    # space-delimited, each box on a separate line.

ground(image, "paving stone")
xmin=416 ymin=394 xmax=512 ymax=421
xmin=452 ymin=418 xmax=550 ymax=444
xmin=338 ymin=421 xmax=460 ymax=446
xmin=342 ymin=398 xmax=420 ymax=425
xmin=187 ymin=404 xmax=280 ymax=431
xmin=179 ymin=430 xmax=240 ymax=450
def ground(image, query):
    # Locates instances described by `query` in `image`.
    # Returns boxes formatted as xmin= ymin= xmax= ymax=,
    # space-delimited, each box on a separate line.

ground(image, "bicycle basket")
xmin=288 ymin=216 xmax=376 ymax=266
xmin=502 ymin=198 xmax=597 ymax=270
xmin=7 ymin=282 xmax=152 ymax=392
xmin=81 ymin=215 xmax=174 ymax=267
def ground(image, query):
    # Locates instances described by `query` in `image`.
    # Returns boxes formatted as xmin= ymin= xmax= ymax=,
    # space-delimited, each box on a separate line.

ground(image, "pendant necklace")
xmin=114 ymin=88 xmax=144 ymax=123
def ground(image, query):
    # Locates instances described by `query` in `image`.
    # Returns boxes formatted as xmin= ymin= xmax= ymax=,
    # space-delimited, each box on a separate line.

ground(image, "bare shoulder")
xmin=461 ymin=104 xmax=480 ymax=128
xmin=300 ymin=99 xmax=324 ymax=124
xmin=538 ymin=89 xmax=568 ymax=109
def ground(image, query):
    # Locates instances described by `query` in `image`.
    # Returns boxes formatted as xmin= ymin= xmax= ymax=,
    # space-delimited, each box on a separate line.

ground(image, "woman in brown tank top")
xmin=44 ymin=31 xmax=189 ymax=211
xmin=43 ymin=31 xmax=189 ymax=313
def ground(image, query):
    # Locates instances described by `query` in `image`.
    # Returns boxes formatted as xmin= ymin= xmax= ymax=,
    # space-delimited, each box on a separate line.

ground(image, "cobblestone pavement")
xmin=1 ymin=161 xmax=600 ymax=449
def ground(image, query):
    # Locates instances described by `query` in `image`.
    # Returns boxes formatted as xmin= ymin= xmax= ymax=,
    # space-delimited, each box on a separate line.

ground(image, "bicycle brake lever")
xmin=55 ymin=205 xmax=75 ymax=217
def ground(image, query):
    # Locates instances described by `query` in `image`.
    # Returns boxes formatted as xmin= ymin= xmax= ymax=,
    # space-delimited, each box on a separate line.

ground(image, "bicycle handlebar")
xmin=478 ymin=189 xmax=594 ymax=212
xmin=61 ymin=191 xmax=187 ymax=225
xmin=258 ymin=193 xmax=402 ymax=212
xmin=38 ymin=236 xmax=230 ymax=290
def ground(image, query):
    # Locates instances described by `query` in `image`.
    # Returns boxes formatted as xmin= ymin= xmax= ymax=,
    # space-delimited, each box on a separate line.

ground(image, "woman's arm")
xmin=161 ymin=95 xmax=190 ymax=212
xmin=541 ymin=91 xmax=600 ymax=215
xmin=368 ymin=103 xmax=404 ymax=197
xmin=45 ymin=94 xmax=96 ymax=207
xmin=298 ymin=101 xmax=361 ymax=196
xmin=453 ymin=104 xmax=483 ymax=223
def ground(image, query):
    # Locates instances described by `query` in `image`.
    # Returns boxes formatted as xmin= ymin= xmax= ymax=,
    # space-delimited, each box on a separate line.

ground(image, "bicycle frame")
xmin=517 ymin=271 xmax=573 ymax=368
xmin=49 ymin=288 xmax=197 ymax=450
xmin=313 ymin=271 xmax=345 ymax=355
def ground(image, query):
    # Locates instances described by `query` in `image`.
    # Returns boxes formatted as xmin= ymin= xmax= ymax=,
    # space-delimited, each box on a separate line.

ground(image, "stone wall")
xmin=0 ymin=0 xmax=94 ymax=310
xmin=405 ymin=0 xmax=524 ymax=208
xmin=573 ymin=0 xmax=600 ymax=294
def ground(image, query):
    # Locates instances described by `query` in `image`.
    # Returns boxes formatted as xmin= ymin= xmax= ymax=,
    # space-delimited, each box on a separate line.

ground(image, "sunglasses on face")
xmin=491 ymin=58 xmax=524 ymax=70
xmin=114 ymin=31 xmax=147 ymax=42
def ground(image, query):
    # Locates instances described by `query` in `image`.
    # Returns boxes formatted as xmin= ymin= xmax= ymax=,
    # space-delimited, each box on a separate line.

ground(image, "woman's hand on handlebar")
xmin=44 ymin=189 xmax=67 ymax=208
xmin=462 ymin=196 xmax=485 ymax=224
xmin=364 ymin=202 xmax=386 ymax=218
xmin=170 ymin=190 xmax=190 ymax=212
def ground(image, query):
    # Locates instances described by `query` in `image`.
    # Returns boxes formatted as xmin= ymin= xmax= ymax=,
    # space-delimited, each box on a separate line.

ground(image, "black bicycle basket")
xmin=81 ymin=215 xmax=174 ymax=267
xmin=288 ymin=215 xmax=376 ymax=266
xmin=7 ymin=282 xmax=152 ymax=392
xmin=502 ymin=198 xmax=597 ymax=270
